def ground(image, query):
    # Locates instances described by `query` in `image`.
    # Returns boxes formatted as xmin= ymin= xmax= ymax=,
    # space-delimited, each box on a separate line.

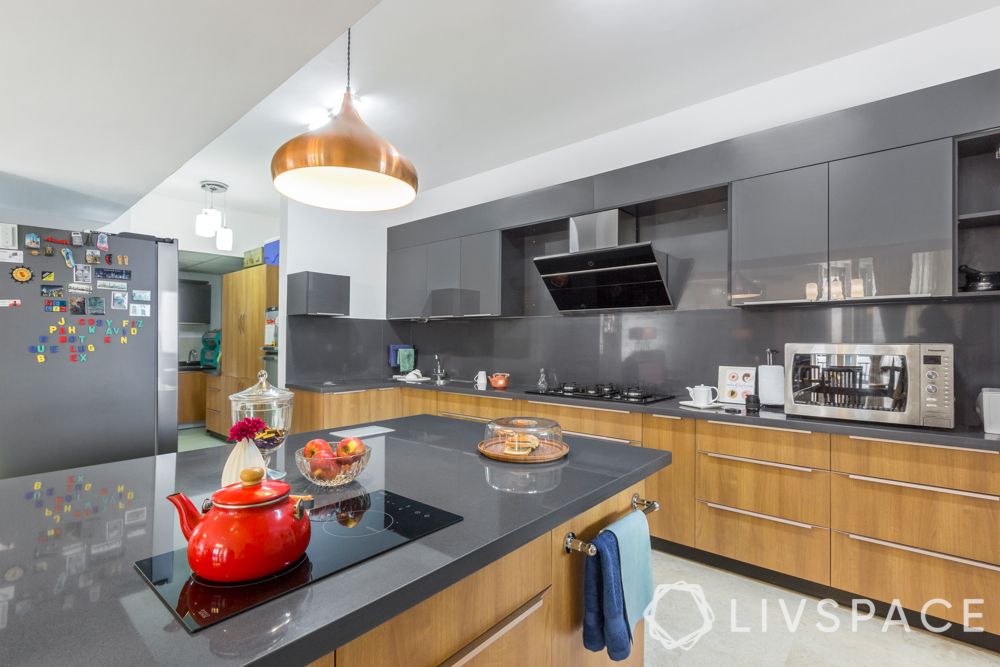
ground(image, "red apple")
xmin=304 ymin=438 xmax=333 ymax=458
xmin=336 ymin=437 xmax=366 ymax=459
xmin=309 ymin=451 xmax=340 ymax=480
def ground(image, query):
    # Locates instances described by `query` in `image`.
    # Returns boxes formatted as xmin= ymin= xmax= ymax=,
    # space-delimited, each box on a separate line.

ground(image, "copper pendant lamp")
xmin=271 ymin=28 xmax=418 ymax=211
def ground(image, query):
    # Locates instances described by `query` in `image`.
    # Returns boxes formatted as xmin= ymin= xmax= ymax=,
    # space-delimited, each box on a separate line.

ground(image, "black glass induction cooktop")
xmin=134 ymin=490 xmax=462 ymax=632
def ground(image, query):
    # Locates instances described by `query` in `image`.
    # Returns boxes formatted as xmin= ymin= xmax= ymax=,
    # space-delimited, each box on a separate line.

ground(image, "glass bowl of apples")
xmin=295 ymin=437 xmax=371 ymax=487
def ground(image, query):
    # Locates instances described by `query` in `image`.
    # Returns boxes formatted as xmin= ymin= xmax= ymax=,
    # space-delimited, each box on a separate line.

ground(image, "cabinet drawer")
xmin=697 ymin=451 xmax=830 ymax=526
xmin=336 ymin=533 xmax=552 ymax=666
xmin=697 ymin=420 xmax=830 ymax=469
xmin=438 ymin=392 xmax=519 ymax=421
xmin=831 ymin=434 xmax=1000 ymax=495
xmin=831 ymin=531 xmax=1000 ymax=634
xmin=400 ymin=388 xmax=437 ymax=417
xmin=831 ymin=472 xmax=1000 ymax=565
xmin=205 ymin=408 xmax=225 ymax=435
xmin=205 ymin=385 xmax=224 ymax=412
xmin=695 ymin=501 xmax=830 ymax=584
xmin=522 ymin=400 xmax=642 ymax=442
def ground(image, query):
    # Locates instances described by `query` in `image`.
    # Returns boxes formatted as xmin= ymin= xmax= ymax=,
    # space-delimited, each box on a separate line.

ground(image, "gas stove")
xmin=526 ymin=382 xmax=674 ymax=405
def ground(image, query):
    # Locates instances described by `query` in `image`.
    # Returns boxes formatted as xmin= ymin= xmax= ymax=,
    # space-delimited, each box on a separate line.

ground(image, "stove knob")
xmin=926 ymin=385 xmax=938 ymax=394
xmin=926 ymin=370 xmax=939 ymax=380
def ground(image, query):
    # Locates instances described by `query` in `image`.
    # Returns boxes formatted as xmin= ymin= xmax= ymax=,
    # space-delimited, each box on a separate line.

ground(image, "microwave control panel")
xmin=920 ymin=344 xmax=954 ymax=428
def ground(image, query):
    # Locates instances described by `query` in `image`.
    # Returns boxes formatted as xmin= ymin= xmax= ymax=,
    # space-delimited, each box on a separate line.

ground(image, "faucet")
xmin=433 ymin=355 xmax=446 ymax=385
xmin=188 ymin=349 xmax=199 ymax=363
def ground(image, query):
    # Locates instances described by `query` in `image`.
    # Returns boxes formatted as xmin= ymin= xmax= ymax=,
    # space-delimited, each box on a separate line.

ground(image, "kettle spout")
xmin=167 ymin=493 xmax=202 ymax=540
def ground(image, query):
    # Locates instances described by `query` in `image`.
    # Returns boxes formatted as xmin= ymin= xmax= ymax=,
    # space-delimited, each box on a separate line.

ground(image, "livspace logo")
xmin=644 ymin=582 xmax=986 ymax=652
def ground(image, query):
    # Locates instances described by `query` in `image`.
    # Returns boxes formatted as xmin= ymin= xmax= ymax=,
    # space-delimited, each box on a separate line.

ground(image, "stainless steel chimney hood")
xmin=533 ymin=209 xmax=672 ymax=312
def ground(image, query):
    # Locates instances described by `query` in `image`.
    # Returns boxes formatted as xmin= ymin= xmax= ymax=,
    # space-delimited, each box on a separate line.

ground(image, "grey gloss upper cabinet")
xmin=829 ymin=139 xmax=953 ymax=299
xmin=387 ymin=244 xmax=428 ymax=319
xmin=426 ymin=238 xmax=461 ymax=317
xmin=731 ymin=164 xmax=829 ymax=305
xmin=459 ymin=231 xmax=501 ymax=316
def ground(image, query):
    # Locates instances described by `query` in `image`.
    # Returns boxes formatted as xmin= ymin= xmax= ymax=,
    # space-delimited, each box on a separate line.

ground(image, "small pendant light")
xmin=270 ymin=28 xmax=418 ymax=211
xmin=195 ymin=181 xmax=227 ymax=237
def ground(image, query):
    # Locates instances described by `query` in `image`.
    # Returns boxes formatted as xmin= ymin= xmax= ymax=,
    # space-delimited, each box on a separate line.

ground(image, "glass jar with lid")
xmin=480 ymin=416 xmax=566 ymax=462
xmin=229 ymin=370 xmax=294 ymax=479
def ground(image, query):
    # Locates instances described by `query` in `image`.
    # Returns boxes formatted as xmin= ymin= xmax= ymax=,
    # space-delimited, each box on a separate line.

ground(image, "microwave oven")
xmin=784 ymin=343 xmax=954 ymax=428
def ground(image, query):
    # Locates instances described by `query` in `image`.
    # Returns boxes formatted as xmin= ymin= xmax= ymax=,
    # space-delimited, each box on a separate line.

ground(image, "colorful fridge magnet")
xmin=83 ymin=232 xmax=93 ymax=246
xmin=40 ymin=285 xmax=64 ymax=298
xmin=96 ymin=233 xmax=109 ymax=251
xmin=129 ymin=303 xmax=150 ymax=317
xmin=95 ymin=268 xmax=130 ymax=281
xmin=30 ymin=249 xmax=40 ymax=256
xmin=104 ymin=253 xmax=112 ymax=264
xmin=0 ymin=249 xmax=23 ymax=263
xmin=43 ymin=299 xmax=67 ymax=312
xmin=72 ymin=265 xmax=91 ymax=283
xmin=67 ymin=283 xmax=93 ymax=294
xmin=10 ymin=265 xmax=33 ymax=284
xmin=69 ymin=297 xmax=86 ymax=315
xmin=86 ymin=296 xmax=105 ymax=315
xmin=123 ymin=255 xmax=128 ymax=266
xmin=131 ymin=290 xmax=150 ymax=302
xmin=41 ymin=271 xmax=55 ymax=282
xmin=24 ymin=233 xmax=41 ymax=249
xmin=70 ymin=231 xmax=83 ymax=246
xmin=96 ymin=279 xmax=126 ymax=291
xmin=44 ymin=236 xmax=70 ymax=246
xmin=110 ymin=291 xmax=128 ymax=310
xmin=0 ymin=299 xmax=21 ymax=308
xmin=43 ymin=246 xmax=53 ymax=257
xmin=60 ymin=247 xmax=75 ymax=268
xmin=84 ymin=249 xmax=101 ymax=264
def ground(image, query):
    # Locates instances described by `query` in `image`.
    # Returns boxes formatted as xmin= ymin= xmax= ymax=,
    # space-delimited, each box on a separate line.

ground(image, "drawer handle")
xmin=562 ymin=430 xmax=632 ymax=445
xmin=652 ymin=414 xmax=682 ymax=421
xmin=440 ymin=588 xmax=548 ymax=666
xmin=440 ymin=411 xmax=491 ymax=423
xmin=445 ymin=392 xmax=514 ymax=401
xmin=846 ymin=533 xmax=1000 ymax=572
xmin=845 ymin=474 xmax=1000 ymax=501
xmin=703 ymin=501 xmax=814 ymax=530
xmin=704 ymin=451 xmax=815 ymax=473
xmin=847 ymin=435 xmax=998 ymax=454
xmin=377 ymin=387 xmax=397 ymax=392
xmin=332 ymin=389 xmax=367 ymax=395
xmin=707 ymin=420 xmax=812 ymax=435
xmin=526 ymin=400 xmax=629 ymax=415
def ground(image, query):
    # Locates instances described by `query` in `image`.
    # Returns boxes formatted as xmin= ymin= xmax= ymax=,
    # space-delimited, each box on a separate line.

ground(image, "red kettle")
xmin=167 ymin=467 xmax=313 ymax=582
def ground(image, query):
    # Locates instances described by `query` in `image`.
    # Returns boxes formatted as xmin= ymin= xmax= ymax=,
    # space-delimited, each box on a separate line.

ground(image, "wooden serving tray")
xmin=477 ymin=438 xmax=569 ymax=464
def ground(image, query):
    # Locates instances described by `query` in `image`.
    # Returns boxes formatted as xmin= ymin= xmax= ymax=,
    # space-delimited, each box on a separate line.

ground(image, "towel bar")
xmin=563 ymin=494 xmax=660 ymax=555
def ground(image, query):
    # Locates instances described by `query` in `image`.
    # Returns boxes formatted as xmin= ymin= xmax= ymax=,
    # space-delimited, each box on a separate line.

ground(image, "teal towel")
xmin=397 ymin=348 xmax=415 ymax=373
xmin=603 ymin=510 xmax=654 ymax=637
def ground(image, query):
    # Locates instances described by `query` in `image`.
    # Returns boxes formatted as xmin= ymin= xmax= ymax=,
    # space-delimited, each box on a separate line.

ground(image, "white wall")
xmin=102 ymin=191 xmax=279 ymax=256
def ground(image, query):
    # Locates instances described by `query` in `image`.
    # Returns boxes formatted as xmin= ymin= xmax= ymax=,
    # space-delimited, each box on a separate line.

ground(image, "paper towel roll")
xmin=758 ymin=365 xmax=785 ymax=407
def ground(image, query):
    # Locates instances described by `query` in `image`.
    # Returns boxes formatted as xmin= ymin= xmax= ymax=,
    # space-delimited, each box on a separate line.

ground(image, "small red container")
xmin=167 ymin=467 xmax=313 ymax=583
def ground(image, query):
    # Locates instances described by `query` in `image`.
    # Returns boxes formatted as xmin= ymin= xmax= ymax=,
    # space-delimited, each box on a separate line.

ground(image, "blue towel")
xmin=605 ymin=510 xmax=654 ymax=637
xmin=583 ymin=531 xmax=631 ymax=660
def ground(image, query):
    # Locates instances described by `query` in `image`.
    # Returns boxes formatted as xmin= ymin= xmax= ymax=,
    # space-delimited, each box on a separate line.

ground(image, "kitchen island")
xmin=0 ymin=415 xmax=669 ymax=666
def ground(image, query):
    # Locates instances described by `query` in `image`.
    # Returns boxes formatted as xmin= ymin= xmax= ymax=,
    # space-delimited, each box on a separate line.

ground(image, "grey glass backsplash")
xmin=286 ymin=301 xmax=1000 ymax=427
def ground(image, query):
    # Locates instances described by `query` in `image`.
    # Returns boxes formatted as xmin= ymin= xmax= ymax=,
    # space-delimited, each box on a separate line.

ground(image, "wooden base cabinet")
xmin=696 ymin=420 xmax=830 ymax=469
xmin=290 ymin=389 xmax=372 ymax=434
xmin=642 ymin=414 xmax=695 ymax=546
xmin=831 ymin=530 xmax=1000 ymax=634
xmin=368 ymin=387 xmax=401 ymax=421
xmin=204 ymin=374 xmax=226 ymax=435
xmin=178 ymin=372 xmax=207 ymax=425
xmin=522 ymin=400 xmax=642 ymax=443
xmin=437 ymin=391 xmax=520 ymax=422
xmin=400 ymin=387 xmax=438 ymax=417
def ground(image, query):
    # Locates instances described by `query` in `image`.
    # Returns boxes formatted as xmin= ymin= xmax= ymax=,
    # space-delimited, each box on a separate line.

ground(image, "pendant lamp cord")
xmin=346 ymin=27 xmax=352 ymax=92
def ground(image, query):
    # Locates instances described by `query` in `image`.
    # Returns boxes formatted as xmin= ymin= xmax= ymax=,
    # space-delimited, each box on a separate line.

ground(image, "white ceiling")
xmin=154 ymin=0 xmax=1000 ymax=218
xmin=178 ymin=250 xmax=245 ymax=275
xmin=0 ymin=0 xmax=380 ymax=220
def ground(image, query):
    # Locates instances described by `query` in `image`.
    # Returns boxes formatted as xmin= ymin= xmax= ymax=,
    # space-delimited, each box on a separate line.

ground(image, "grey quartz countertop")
xmin=0 ymin=415 xmax=668 ymax=667
xmin=285 ymin=378 xmax=1000 ymax=452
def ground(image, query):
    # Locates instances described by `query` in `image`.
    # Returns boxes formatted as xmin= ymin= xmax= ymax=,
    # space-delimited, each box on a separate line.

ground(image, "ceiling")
xmin=178 ymin=250 xmax=246 ymax=275
xmin=154 ymin=0 xmax=1000 ymax=218
xmin=0 ymin=0 xmax=380 ymax=221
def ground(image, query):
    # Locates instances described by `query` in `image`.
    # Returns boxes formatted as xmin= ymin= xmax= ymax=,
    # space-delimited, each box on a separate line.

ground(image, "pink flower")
xmin=229 ymin=417 xmax=267 ymax=443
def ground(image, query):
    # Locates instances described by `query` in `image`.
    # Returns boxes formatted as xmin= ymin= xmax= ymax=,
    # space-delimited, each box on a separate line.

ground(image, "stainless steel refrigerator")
xmin=0 ymin=224 xmax=177 ymax=479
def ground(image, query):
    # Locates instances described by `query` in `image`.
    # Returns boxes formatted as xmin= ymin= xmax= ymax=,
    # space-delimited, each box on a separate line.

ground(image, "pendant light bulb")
xmin=195 ymin=181 xmax=229 ymax=237
xmin=270 ymin=28 xmax=417 ymax=211
xmin=215 ymin=224 xmax=234 ymax=252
